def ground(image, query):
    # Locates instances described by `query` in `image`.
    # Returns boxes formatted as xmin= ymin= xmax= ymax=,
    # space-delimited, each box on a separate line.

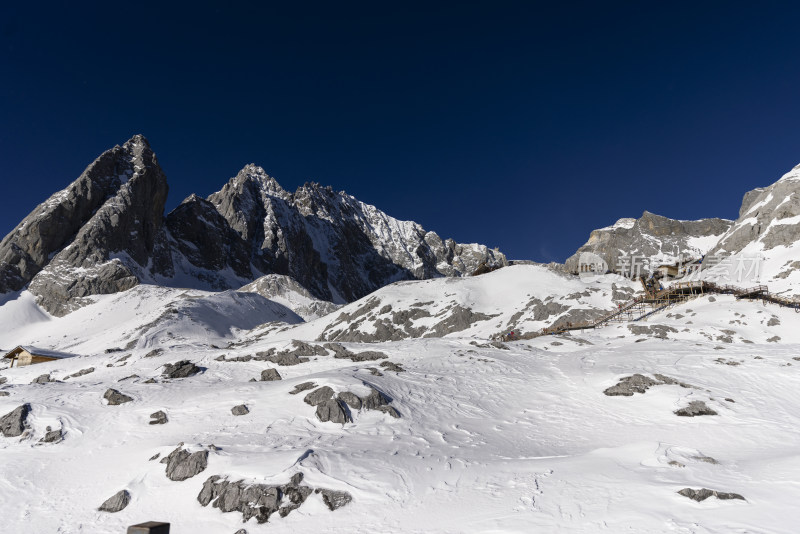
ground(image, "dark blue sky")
xmin=2 ymin=2 xmax=800 ymax=262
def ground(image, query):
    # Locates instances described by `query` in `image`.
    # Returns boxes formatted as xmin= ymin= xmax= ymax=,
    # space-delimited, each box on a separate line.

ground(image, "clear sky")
xmin=2 ymin=2 xmax=800 ymax=262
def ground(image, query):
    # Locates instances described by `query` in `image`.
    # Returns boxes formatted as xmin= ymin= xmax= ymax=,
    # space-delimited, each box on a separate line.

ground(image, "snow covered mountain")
xmin=0 ymin=136 xmax=505 ymax=316
xmin=564 ymin=162 xmax=800 ymax=298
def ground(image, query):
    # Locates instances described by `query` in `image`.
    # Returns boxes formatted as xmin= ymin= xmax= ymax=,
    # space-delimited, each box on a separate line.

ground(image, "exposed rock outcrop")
xmin=98 ymin=489 xmax=131 ymax=513
xmin=260 ymin=369 xmax=282 ymax=381
xmin=198 ymin=472 xmax=349 ymax=523
xmin=161 ymin=445 xmax=209 ymax=481
xmin=103 ymin=388 xmax=133 ymax=405
xmin=162 ymin=360 xmax=202 ymax=379
xmin=0 ymin=403 xmax=31 ymax=437
xmin=677 ymin=488 xmax=744 ymax=502
xmin=231 ymin=404 xmax=250 ymax=416
xmin=564 ymin=211 xmax=731 ymax=275
xmin=674 ymin=400 xmax=717 ymax=417
xmin=709 ymin=166 xmax=800 ymax=255
xmin=149 ymin=411 xmax=168 ymax=425
xmin=26 ymin=135 xmax=173 ymax=316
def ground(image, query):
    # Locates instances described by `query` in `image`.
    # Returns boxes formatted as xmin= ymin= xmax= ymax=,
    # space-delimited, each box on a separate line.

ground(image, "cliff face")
xmin=708 ymin=165 xmax=800 ymax=255
xmin=564 ymin=211 xmax=732 ymax=274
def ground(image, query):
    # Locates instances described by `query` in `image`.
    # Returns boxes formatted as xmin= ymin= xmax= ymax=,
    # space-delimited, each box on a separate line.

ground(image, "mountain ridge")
xmin=0 ymin=135 xmax=506 ymax=316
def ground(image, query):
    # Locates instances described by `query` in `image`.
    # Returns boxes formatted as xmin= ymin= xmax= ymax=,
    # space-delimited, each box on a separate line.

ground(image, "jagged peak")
xmin=229 ymin=164 xmax=290 ymax=200
xmin=778 ymin=162 xmax=800 ymax=184
xmin=122 ymin=134 xmax=151 ymax=150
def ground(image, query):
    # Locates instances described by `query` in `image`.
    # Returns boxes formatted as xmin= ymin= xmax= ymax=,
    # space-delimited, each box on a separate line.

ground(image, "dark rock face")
xmin=315 ymin=399 xmax=350 ymax=424
xmin=0 ymin=138 xmax=149 ymax=294
xmin=260 ymin=369 xmax=282 ymax=381
xmin=709 ymin=167 xmax=800 ymax=255
xmin=161 ymin=445 xmax=209 ymax=481
xmin=98 ymin=489 xmax=131 ymax=513
xmin=103 ymin=388 xmax=133 ymax=405
xmin=675 ymin=401 xmax=718 ymax=417
xmin=27 ymin=135 xmax=173 ymax=316
xmin=231 ymin=404 xmax=250 ymax=416
xmin=289 ymin=382 xmax=317 ymax=395
xmin=303 ymin=386 xmax=335 ymax=406
xmin=0 ymin=404 xmax=31 ymax=437
xmin=165 ymin=194 xmax=253 ymax=281
xmin=678 ymin=488 xmax=745 ymax=502
xmin=361 ymin=387 xmax=390 ymax=410
xmin=162 ymin=360 xmax=202 ymax=379
xmin=149 ymin=411 xmax=168 ymax=425
xmin=198 ymin=473 xmax=350 ymax=523
xmin=317 ymin=489 xmax=353 ymax=511
xmin=564 ymin=211 xmax=732 ymax=274
xmin=337 ymin=392 xmax=362 ymax=410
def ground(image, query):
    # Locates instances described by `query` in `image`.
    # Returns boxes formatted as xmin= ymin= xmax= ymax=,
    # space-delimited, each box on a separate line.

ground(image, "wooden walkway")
xmin=531 ymin=280 xmax=798 ymax=338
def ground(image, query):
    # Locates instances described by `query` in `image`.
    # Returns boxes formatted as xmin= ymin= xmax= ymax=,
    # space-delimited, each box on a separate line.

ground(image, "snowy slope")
xmin=258 ymin=264 xmax=640 ymax=343
xmin=1 ymin=285 xmax=799 ymax=533
xmin=2 ymin=262 xmax=799 ymax=533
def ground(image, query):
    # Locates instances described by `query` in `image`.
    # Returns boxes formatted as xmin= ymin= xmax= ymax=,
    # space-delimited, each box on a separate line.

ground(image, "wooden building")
xmin=3 ymin=346 xmax=77 ymax=367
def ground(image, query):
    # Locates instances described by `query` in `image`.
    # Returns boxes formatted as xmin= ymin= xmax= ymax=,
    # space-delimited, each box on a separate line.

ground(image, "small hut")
xmin=3 ymin=346 xmax=77 ymax=367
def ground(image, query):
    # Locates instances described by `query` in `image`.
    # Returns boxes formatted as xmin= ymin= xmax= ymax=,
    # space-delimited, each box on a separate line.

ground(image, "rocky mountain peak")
xmin=565 ymin=210 xmax=732 ymax=274
xmin=1 ymin=137 xmax=507 ymax=314
xmin=0 ymin=134 xmax=160 ymax=295
xmin=709 ymin=163 xmax=800 ymax=255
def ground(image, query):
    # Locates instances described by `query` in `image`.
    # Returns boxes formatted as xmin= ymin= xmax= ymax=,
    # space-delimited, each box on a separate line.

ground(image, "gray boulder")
xmin=361 ymin=387 xmax=390 ymax=410
xmin=260 ymin=369 xmax=282 ymax=381
xmin=39 ymin=427 xmax=63 ymax=443
xmin=303 ymin=386 xmax=334 ymax=406
xmin=337 ymin=392 xmax=362 ymax=410
xmin=675 ymin=400 xmax=717 ymax=417
xmin=0 ymin=404 xmax=31 ymax=437
xmin=98 ymin=489 xmax=131 ymax=513
xmin=231 ymin=404 xmax=249 ymax=416
xmin=315 ymin=399 xmax=350 ymax=424
xmin=149 ymin=411 xmax=168 ymax=425
xmin=317 ymin=489 xmax=353 ymax=511
xmin=103 ymin=388 xmax=133 ymax=405
xmin=162 ymin=360 xmax=201 ymax=379
xmin=161 ymin=445 xmax=209 ymax=481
